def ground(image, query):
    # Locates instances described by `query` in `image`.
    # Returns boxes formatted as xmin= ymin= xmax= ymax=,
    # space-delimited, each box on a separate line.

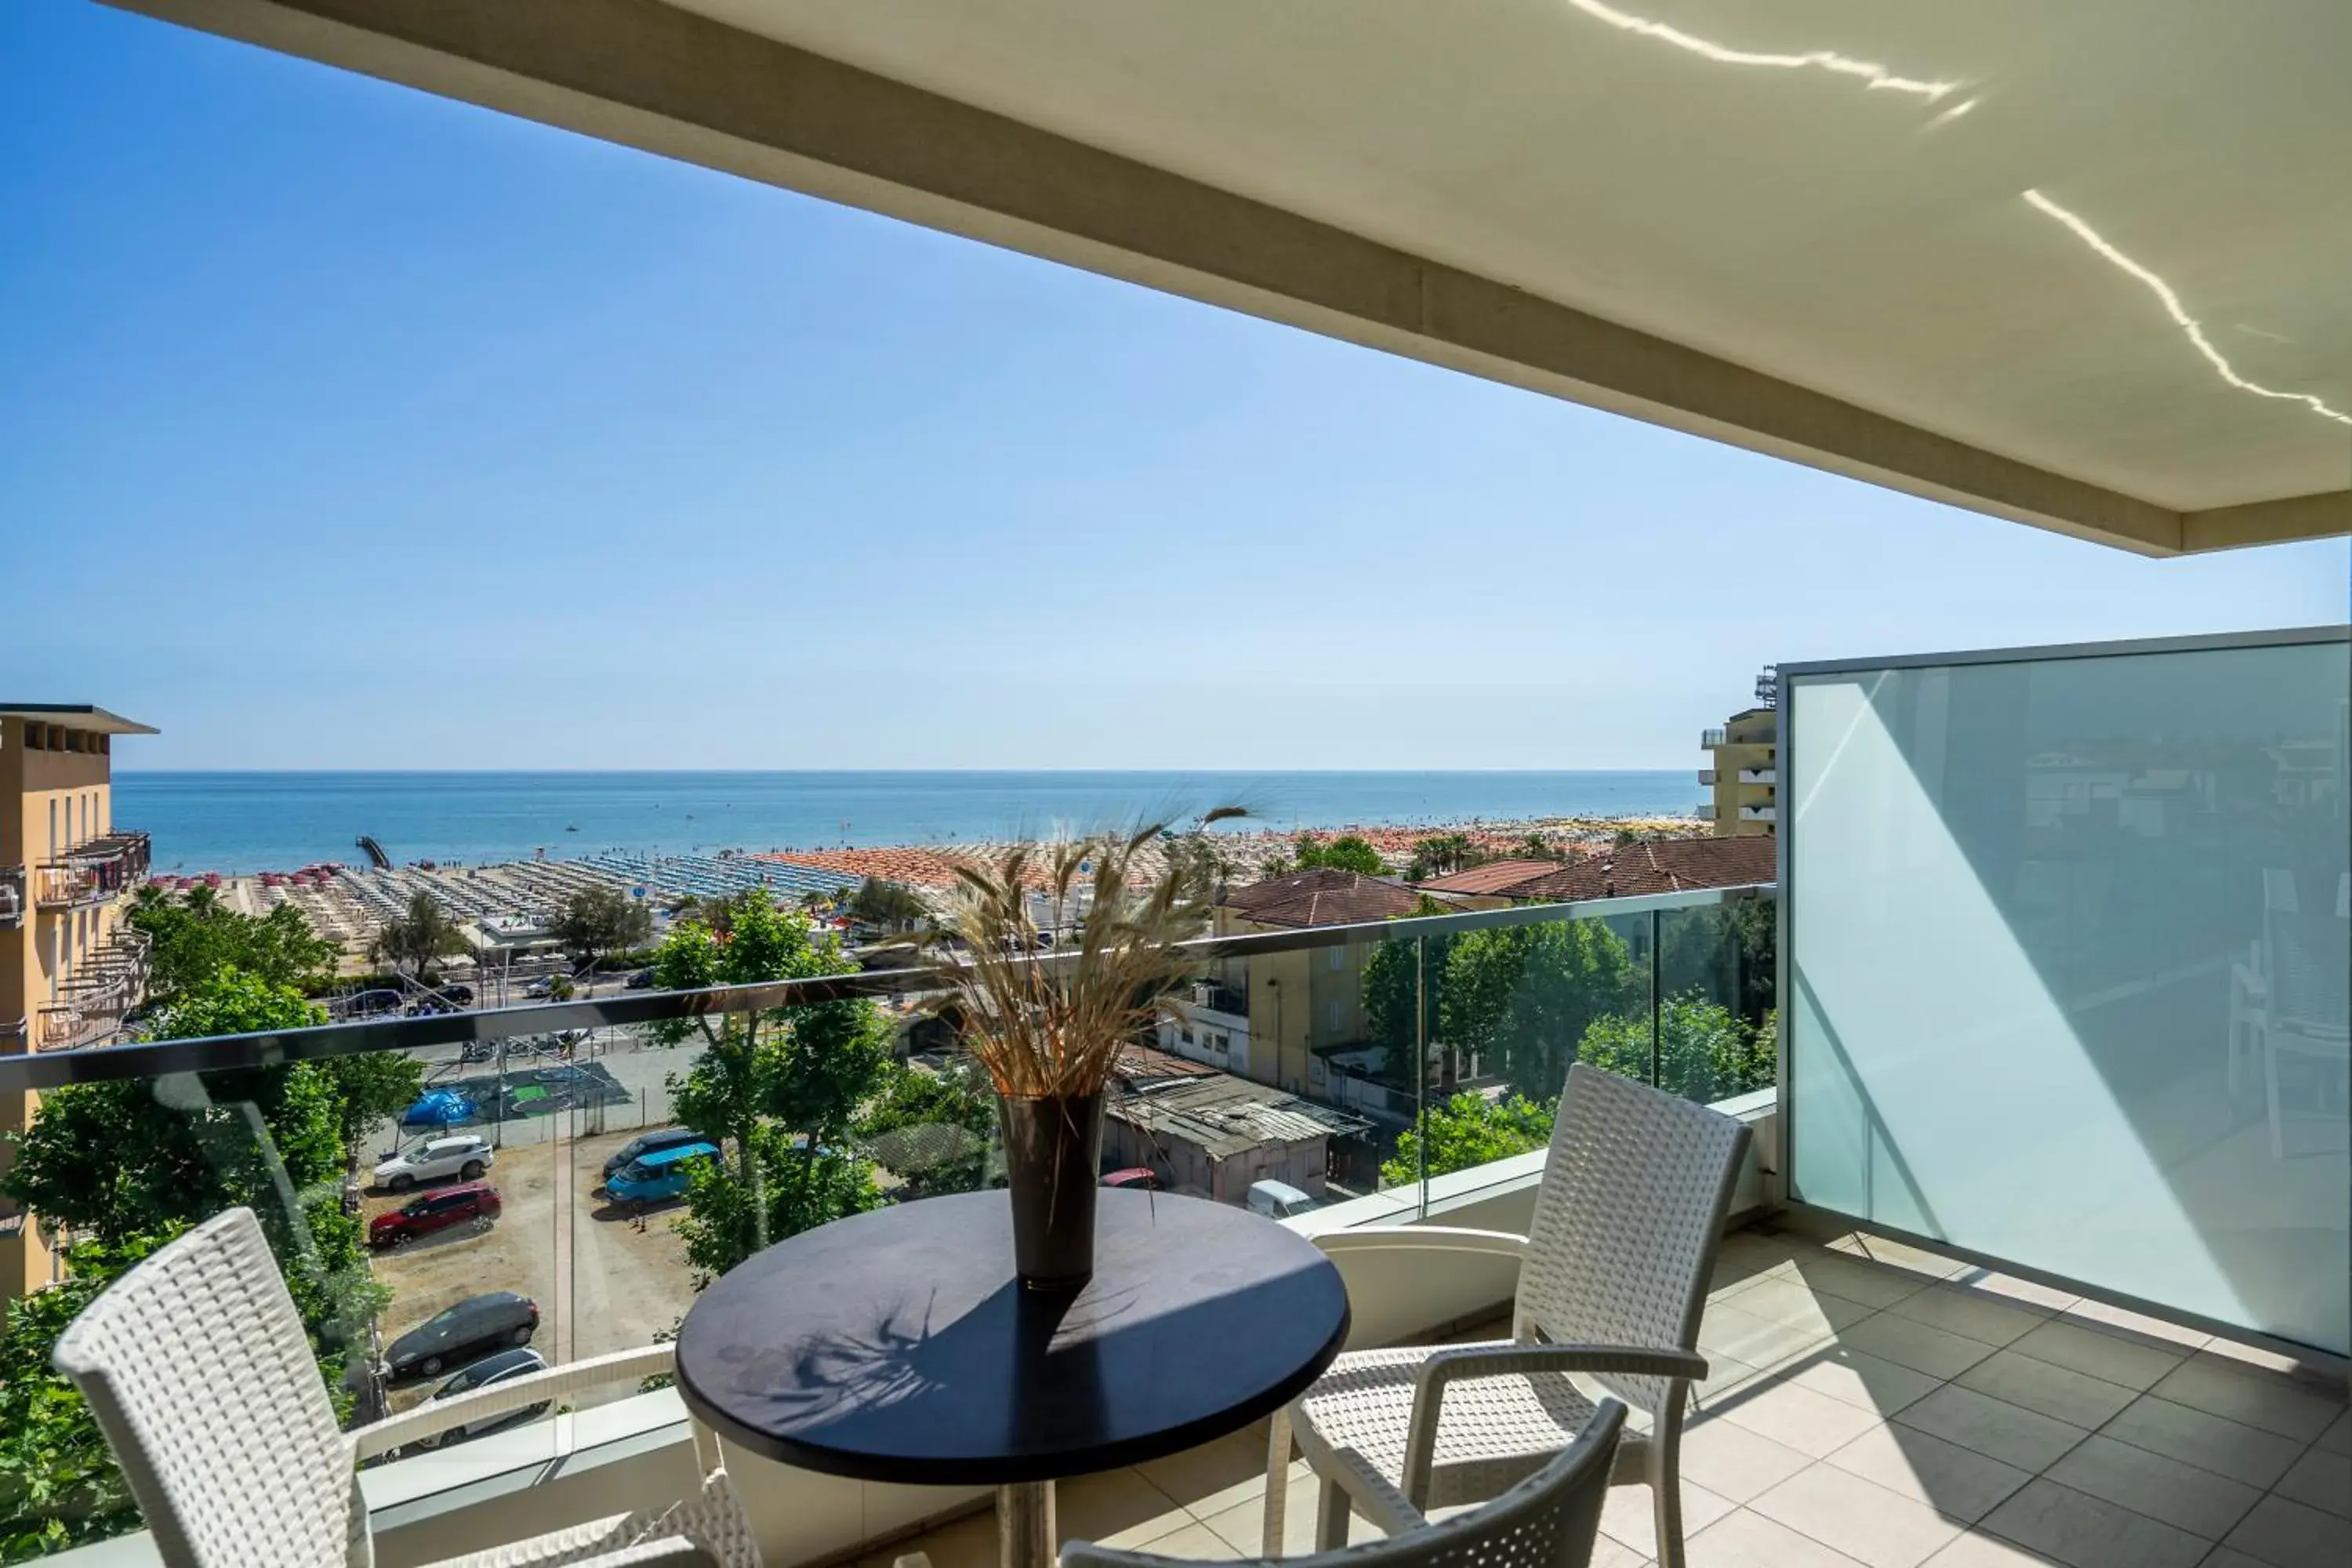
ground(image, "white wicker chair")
xmin=1072 ymin=1399 xmax=1624 ymax=1568
xmin=51 ymin=1207 xmax=758 ymax=1568
xmin=1265 ymin=1065 xmax=1751 ymax=1568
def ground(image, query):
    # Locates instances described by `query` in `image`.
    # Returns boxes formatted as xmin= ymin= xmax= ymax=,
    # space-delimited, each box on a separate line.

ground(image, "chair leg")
xmin=1315 ymin=1476 xmax=1351 ymax=1552
xmin=1650 ymin=1417 xmax=1686 ymax=1568
xmin=1262 ymin=1410 xmax=1294 ymax=1559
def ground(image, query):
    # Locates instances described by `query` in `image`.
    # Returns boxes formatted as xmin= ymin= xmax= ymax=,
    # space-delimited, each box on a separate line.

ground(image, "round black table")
xmin=674 ymin=1188 xmax=1351 ymax=1568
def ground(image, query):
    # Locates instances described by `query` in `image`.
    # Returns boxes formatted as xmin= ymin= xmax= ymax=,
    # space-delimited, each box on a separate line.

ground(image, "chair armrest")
xmin=350 ymin=1342 xmax=677 ymax=1461
xmin=1312 ymin=1225 xmax=1529 ymax=1260
xmin=564 ymin=1540 xmax=712 ymax=1568
xmin=1400 ymin=1342 xmax=1708 ymax=1508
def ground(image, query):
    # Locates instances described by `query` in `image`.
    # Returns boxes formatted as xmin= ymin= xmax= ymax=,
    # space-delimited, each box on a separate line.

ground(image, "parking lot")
xmin=364 ymin=1102 xmax=706 ymax=1416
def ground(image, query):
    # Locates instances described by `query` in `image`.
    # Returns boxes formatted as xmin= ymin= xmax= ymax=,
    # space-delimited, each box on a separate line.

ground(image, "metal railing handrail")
xmin=0 ymin=882 xmax=1770 ymax=1092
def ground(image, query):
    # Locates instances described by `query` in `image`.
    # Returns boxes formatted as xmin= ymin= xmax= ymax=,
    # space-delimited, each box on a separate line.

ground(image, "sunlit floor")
xmin=865 ymin=1224 xmax=2349 ymax=1568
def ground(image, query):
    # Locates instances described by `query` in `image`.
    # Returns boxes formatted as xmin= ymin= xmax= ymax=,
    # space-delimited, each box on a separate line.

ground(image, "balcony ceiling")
xmin=120 ymin=0 xmax=2350 ymax=553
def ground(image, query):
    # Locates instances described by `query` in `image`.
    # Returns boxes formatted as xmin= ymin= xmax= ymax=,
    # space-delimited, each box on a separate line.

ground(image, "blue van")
xmin=604 ymin=1141 xmax=719 ymax=1207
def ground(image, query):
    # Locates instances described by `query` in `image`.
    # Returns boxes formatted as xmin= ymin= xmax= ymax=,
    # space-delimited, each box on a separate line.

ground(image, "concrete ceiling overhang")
xmin=109 ymin=0 xmax=2350 ymax=554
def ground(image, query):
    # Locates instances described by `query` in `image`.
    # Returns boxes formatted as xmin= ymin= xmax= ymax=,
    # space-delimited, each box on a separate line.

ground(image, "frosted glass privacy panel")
xmin=1786 ymin=634 xmax=2350 ymax=1354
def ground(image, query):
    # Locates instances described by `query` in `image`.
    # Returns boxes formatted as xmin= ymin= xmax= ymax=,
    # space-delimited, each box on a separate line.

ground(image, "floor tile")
xmin=2043 ymin=1434 xmax=2263 ymax=1539
xmin=1688 ymin=1506 xmax=1871 ymax=1567
xmin=1957 ymin=1350 xmax=2140 ymax=1432
xmin=1978 ymin=1478 xmax=2210 ymax=1568
xmin=1824 ymin=1424 xmax=2034 ymax=1524
xmin=2057 ymin=1298 xmax=2211 ymax=1354
xmin=1693 ymin=1349 xmax=1766 ymax=1406
xmin=1134 ymin=1429 xmax=1270 ymax=1518
xmin=1060 ymin=1468 xmax=1193 ymax=1546
xmin=2221 ymin=1494 xmax=2352 ymax=1568
xmin=2272 ymin=1446 xmax=2351 ymax=1519
xmin=1137 ymin=1518 xmax=1265 ymax=1560
xmin=1679 ymin=1416 xmax=1817 ymax=1501
xmin=1585 ymin=1535 xmax=1652 ymax=1568
xmin=876 ymin=1512 xmax=998 ymax=1568
xmin=1715 ymin=1378 xmax=1887 ymax=1457
xmin=2317 ymin=1408 xmax=2352 ymax=1457
xmin=1889 ymin=1286 xmax=2058 ymax=1349
xmin=2009 ymin=1318 xmax=2188 ymax=1392
xmin=1827 ymin=1234 xmax=1972 ymax=1283
xmin=1199 ymin=1484 xmax=1385 ymax=1557
xmin=2196 ymin=1550 xmax=2274 ymax=1568
xmin=1919 ymin=1533 xmax=2063 ymax=1566
xmin=1785 ymin=1345 xmax=1946 ymax=1416
xmin=1841 ymin=1312 xmax=2005 ymax=1381
xmin=1701 ymin=1300 xmax=1838 ymax=1371
xmin=2148 ymin=1358 xmax=2343 ymax=1443
xmin=1599 ymin=1476 xmax=1735 ymax=1559
xmin=1951 ymin=1271 xmax=2079 ymax=1314
xmin=2100 ymin=1396 xmax=2306 ymax=1490
xmin=1730 ymin=1276 xmax=1878 ymax=1334
xmin=1752 ymin=1461 xmax=1965 ymax=1568
xmin=1896 ymin=1385 xmax=2090 ymax=1473
xmin=1787 ymin=1251 xmax=1938 ymax=1310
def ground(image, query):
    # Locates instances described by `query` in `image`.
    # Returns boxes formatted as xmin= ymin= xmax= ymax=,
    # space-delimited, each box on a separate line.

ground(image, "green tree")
xmin=1574 ymin=994 xmax=1773 ymax=1103
xmin=550 ymin=884 xmax=655 ymax=974
xmin=1291 ymin=833 xmax=1386 ymax=875
xmin=1443 ymin=919 xmax=1639 ymax=1101
xmin=650 ymin=893 xmax=900 ymax=1279
xmin=858 ymin=1058 xmax=995 ymax=1197
xmin=0 ymin=1230 xmax=178 ymax=1560
xmin=369 ymin=891 xmax=468 ymax=985
xmin=1405 ymin=833 xmax=1486 ymax=881
xmin=846 ymin=877 xmax=928 ymax=932
xmin=129 ymin=887 xmax=339 ymax=1004
xmin=317 ymin=1051 xmax=426 ymax=1174
xmin=1381 ymin=1092 xmax=1555 ymax=1186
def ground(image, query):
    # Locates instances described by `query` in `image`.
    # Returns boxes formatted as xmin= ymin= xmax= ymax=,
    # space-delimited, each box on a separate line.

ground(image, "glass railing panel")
xmin=1785 ymin=630 xmax=2350 ymax=1356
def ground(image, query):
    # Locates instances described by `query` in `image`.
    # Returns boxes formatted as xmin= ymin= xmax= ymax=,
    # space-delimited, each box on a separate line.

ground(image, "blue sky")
xmin=4 ymin=2 xmax=2344 ymax=772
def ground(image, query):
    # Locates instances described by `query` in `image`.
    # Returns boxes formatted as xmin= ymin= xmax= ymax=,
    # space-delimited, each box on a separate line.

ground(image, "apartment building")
xmin=1 ymin=704 xmax=156 ymax=1301
xmin=1208 ymin=868 xmax=1428 ymax=1098
xmin=1699 ymin=668 xmax=1778 ymax=836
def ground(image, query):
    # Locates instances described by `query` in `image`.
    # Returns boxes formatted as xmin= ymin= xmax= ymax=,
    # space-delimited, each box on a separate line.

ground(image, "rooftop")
xmin=1106 ymin=1072 xmax=1370 ymax=1159
xmin=1513 ymin=835 xmax=1780 ymax=902
xmin=1221 ymin=868 xmax=1430 ymax=928
xmin=1410 ymin=858 xmax=1573 ymax=898
xmin=0 ymin=705 xmax=158 ymax=735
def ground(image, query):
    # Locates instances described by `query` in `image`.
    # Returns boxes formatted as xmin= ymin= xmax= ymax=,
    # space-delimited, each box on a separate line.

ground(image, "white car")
xmin=374 ymin=1134 xmax=495 ymax=1193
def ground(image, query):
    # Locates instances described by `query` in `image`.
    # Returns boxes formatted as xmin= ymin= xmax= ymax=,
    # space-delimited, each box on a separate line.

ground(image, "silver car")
xmin=372 ymin=1133 xmax=494 ymax=1193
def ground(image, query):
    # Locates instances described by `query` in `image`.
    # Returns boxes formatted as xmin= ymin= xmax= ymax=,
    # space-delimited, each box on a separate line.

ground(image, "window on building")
xmin=1327 ymin=948 xmax=1344 ymax=971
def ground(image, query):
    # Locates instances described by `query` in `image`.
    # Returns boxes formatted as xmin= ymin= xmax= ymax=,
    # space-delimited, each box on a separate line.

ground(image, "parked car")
xmin=604 ymin=1142 xmax=719 ymax=1208
xmin=1100 ymin=1167 xmax=1160 ymax=1190
xmin=416 ymin=1348 xmax=550 ymax=1446
xmin=372 ymin=1134 xmax=493 ymax=1192
xmin=523 ymin=977 xmax=555 ymax=999
xmin=347 ymin=989 xmax=405 ymax=1018
xmin=441 ymin=983 xmax=475 ymax=1005
xmin=624 ymin=968 xmax=657 ymax=990
xmin=383 ymin=1291 xmax=539 ymax=1381
xmin=1246 ymin=1179 xmax=1316 ymax=1220
xmin=401 ymin=1088 xmax=476 ymax=1127
xmin=601 ymin=1127 xmax=712 ymax=1182
xmin=369 ymin=1181 xmax=501 ymax=1248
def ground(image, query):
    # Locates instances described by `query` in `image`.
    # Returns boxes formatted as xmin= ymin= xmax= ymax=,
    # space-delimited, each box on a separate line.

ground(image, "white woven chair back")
xmin=1066 ymin=1399 xmax=1625 ymax=1568
xmin=1515 ymin=1065 xmax=1752 ymax=1417
xmin=52 ymin=1207 xmax=364 ymax=1568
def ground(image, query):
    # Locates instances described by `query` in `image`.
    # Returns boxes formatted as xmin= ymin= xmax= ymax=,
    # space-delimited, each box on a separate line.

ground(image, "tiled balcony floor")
xmin=869 ymin=1224 xmax=2349 ymax=1568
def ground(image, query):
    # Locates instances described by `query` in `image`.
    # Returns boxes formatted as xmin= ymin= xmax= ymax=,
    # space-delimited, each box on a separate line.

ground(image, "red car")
xmin=371 ymin=1181 xmax=500 ymax=1247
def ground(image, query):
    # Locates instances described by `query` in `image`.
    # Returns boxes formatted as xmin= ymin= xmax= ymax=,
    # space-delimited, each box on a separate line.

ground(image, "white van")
xmin=1247 ymin=1179 xmax=1316 ymax=1220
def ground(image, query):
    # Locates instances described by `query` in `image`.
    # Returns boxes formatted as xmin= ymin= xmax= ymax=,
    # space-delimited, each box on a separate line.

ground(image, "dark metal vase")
xmin=998 ymin=1092 xmax=1104 ymax=1291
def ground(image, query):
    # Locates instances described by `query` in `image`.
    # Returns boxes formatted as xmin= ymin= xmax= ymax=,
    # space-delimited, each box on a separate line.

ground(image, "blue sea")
xmin=114 ymin=771 xmax=1704 ymax=875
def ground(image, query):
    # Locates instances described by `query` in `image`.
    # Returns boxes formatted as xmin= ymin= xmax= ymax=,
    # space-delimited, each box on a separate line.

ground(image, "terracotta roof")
xmin=1410 ymin=858 xmax=1566 ymax=896
xmin=1221 ymin=868 xmax=1428 ymax=928
xmin=1509 ymin=836 xmax=1777 ymax=902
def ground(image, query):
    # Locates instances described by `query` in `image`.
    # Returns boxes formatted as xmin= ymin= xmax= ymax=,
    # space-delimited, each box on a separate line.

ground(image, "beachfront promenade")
xmin=175 ymin=815 xmax=1705 ymax=963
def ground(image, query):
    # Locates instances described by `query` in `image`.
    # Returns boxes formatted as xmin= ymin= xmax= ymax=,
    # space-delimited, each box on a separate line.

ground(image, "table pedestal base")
xmin=998 ymin=1480 xmax=1056 ymax=1568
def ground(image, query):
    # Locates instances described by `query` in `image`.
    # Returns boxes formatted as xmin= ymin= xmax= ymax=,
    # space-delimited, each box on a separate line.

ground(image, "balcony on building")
xmin=1737 ymin=767 xmax=1776 ymax=786
xmin=34 ymin=832 xmax=153 ymax=910
xmin=0 ymin=865 xmax=24 ymax=929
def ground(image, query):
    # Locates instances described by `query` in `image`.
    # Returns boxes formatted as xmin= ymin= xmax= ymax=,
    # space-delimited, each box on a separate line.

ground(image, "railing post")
xmin=1415 ymin=934 xmax=1428 ymax=1220
xmin=1648 ymin=908 xmax=1662 ymax=1087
